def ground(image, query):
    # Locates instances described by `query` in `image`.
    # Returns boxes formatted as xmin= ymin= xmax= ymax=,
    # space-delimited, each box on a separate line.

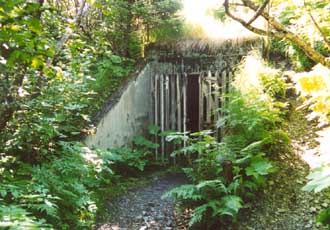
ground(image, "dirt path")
xmin=97 ymin=173 xmax=189 ymax=230
xmin=234 ymin=100 xmax=330 ymax=230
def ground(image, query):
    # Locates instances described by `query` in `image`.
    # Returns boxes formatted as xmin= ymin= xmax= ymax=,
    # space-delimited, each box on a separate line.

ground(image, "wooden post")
xmin=199 ymin=72 xmax=204 ymax=130
xmin=176 ymin=74 xmax=182 ymax=133
xmin=207 ymin=79 xmax=212 ymax=124
xmin=221 ymin=71 xmax=227 ymax=139
xmin=160 ymin=74 xmax=165 ymax=162
xmin=214 ymin=71 xmax=221 ymax=140
xmin=165 ymin=75 xmax=170 ymax=129
xmin=154 ymin=74 xmax=159 ymax=161
xmin=183 ymin=73 xmax=187 ymax=155
xmin=176 ymin=73 xmax=182 ymax=164
xmin=170 ymin=74 xmax=176 ymax=164
xmin=223 ymin=160 xmax=233 ymax=185
xmin=165 ymin=75 xmax=170 ymax=160
xmin=214 ymin=71 xmax=220 ymax=123
xmin=228 ymin=71 xmax=233 ymax=91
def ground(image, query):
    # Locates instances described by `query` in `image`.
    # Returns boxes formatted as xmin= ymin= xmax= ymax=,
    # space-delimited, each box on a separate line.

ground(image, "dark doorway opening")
xmin=187 ymin=74 xmax=200 ymax=133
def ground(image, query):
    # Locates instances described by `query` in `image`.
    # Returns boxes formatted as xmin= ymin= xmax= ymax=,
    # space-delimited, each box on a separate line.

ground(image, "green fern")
xmin=196 ymin=180 xmax=227 ymax=194
xmin=189 ymin=204 xmax=209 ymax=226
xmin=162 ymin=184 xmax=203 ymax=201
xmin=0 ymin=205 xmax=53 ymax=229
xmin=216 ymin=195 xmax=243 ymax=218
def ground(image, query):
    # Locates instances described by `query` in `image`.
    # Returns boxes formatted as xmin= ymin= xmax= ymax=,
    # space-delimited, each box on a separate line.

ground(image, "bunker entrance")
xmin=152 ymin=62 xmax=234 ymax=163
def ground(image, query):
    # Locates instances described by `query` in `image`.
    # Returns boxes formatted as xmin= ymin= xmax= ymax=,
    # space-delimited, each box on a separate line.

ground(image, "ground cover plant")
xmin=163 ymin=53 xmax=289 ymax=229
xmin=0 ymin=0 xmax=182 ymax=228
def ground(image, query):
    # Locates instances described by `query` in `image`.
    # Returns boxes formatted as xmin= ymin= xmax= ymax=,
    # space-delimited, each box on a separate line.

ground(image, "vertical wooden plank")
xmin=183 ymin=73 xmax=187 ymax=155
xmin=214 ymin=71 xmax=220 ymax=123
xmin=165 ymin=75 xmax=170 ymax=129
xmin=170 ymin=74 xmax=176 ymax=164
xmin=207 ymin=80 xmax=212 ymax=124
xmin=213 ymin=71 xmax=220 ymax=140
xmin=176 ymin=73 xmax=182 ymax=132
xmin=221 ymin=71 xmax=227 ymax=113
xmin=221 ymin=71 xmax=227 ymax=139
xmin=199 ymin=72 xmax=204 ymax=130
xmin=228 ymin=71 xmax=233 ymax=92
xmin=165 ymin=75 xmax=170 ymax=160
xmin=217 ymin=70 xmax=222 ymax=141
xmin=154 ymin=74 xmax=159 ymax=161
xmin=160 ymin=74 xmax=165 ymax=162
xmin=176 ymin=73 xmax=182 ymax=164
xmin=170 ymin=75 xmax=176 ymax=130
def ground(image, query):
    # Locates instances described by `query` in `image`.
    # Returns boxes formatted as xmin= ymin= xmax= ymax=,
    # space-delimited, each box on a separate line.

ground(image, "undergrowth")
xmin=0 ymin=133 xmax=159 ymax=229
xmin=163 ymin=52 xmax=289 ymax=229
xmin=0 ymin=0 xmax=182 ymax=228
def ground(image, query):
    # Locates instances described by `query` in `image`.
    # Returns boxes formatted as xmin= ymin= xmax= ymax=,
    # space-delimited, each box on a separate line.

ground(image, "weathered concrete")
xmin=85 ymin=62 xmax=174 ymax=149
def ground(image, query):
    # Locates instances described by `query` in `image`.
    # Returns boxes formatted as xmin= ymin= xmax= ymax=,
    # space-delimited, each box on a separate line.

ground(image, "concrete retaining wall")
xmin=85 ymin=62 xmax=173 ymax=149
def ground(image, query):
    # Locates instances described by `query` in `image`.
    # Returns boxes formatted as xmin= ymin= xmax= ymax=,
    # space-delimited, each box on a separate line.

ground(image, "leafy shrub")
xmin=98 ymin=131 xmax=159 ymax=175
xmin=164 ymin=53 xmax=288 ymax=228
xmin=0 ymin=141 xmax=115 ymax=230
xmin=165 ymin=130 xmax=277 ymax=228
xmin=0 ymin=0 xmax=183 ymax=228
xmin=0 ymin=205 xmax=52 ymax=229
xmin=31 ymin=142 xmax=100 ymax=229
xmin=270 ymin=38 xmax=315 ymax=71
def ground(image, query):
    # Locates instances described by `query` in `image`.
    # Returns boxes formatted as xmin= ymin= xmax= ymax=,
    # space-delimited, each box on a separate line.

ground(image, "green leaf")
xmin=303 ymin=166 xmax=330 ymax=193
xmin=110 ymin=55 xmax=122 ymax=64
xmin=147 ymin=124 xmax=160 ymax=135
xmin=196 ymin=180 xmax=227 ymax=194
xmin=27 ymin=18 xmax=42 ymax=34
xmin=240 ymin=140 xmax=264 ymax=154
xmin=133 ymin=136 xmax=159 ymax=149
xmin=246 ymin=157 xmax=273 ymax=177
xmin=217 ymin=195 xmax=243 ymax=217
xmin=0 ymin=190 xmax=7 ymax=197
xmin=317 ymin=208 xmax=330 ymax=226
xmin=162 ymin=184 xmax=202 ymax=201
xmin=189 ymin=204 xmax=209 ymax=227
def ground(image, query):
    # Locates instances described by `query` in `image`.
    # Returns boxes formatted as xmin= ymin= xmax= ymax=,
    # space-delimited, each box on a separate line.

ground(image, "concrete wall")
xmin=85 ymin=62 xmax=173 ymax=149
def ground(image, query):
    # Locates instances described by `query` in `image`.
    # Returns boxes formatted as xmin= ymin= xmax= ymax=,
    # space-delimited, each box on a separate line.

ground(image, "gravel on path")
xmin=97 ymin=173 xmax=190 ymax=230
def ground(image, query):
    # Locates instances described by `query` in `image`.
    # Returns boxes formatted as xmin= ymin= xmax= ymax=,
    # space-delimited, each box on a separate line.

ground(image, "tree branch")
xmin=223 ymin=0 xmax=271 ymax=37
xmin=308 ymin=12 xmax=330 ymax=49
xmin=246 ymin=0 xmax=270 ymax=26
xmin=225 ymin=0 xmax=330 ymax=67
xmin=53 ymin=0 xmax=88 ymax=57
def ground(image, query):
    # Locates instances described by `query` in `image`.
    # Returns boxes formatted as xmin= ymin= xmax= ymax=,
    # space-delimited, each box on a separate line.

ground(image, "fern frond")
xmin=162 ymin=184 xmax=202 ymax=201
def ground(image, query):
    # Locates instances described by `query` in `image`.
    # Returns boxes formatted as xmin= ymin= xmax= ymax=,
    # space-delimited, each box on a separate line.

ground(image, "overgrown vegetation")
xmin=2 ymin=0 xmax=330 ymax=228
xmin=163 ymin=53 xmax=289 ymax=228
xmin=0 ymin=0 xmax=182 ymax=228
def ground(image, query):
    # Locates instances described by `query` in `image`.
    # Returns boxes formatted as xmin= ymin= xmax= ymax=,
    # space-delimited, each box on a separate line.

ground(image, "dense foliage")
xmin=164 ymin=53 xmax=289 ymax=228
xmin=221 ymin=0 xmax=330 ymax=68
xmin=1 ymin=0 xmax=330 ymax=228
xmin=0 ymin=0 xmax=181 ymax=228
